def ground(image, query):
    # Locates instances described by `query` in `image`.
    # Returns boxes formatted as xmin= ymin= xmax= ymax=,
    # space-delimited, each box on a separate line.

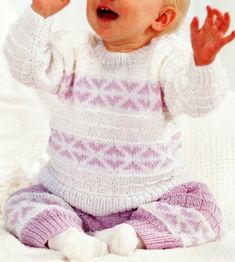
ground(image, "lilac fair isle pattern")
xmin=126 ymin=182 xmax=222 ymax=249
xmin=3 ymin=182 xmax=221 ymax=249
xmin=57 ymin=74 xmax=166 ymax=113
xmin=3 ymin=185 xmax=83 ymax=248
xmin=3 ymin=6 xmax=229 ymax=250
xmin=41 ymin=67 xmax=188 ymax=216
xmin=48 ymin=128 xmax=181 ymax=173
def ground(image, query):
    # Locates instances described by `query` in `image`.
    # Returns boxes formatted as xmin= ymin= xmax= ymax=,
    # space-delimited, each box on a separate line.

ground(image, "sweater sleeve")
xmin=3 ymin=7 xmax=75 ymax=95
xmin=159 ymin=35 xmax=230 ymax=118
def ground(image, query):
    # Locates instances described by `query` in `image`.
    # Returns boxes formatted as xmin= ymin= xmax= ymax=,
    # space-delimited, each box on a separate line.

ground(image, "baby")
xmin=3 ymin=0 xmax=235 ymax=260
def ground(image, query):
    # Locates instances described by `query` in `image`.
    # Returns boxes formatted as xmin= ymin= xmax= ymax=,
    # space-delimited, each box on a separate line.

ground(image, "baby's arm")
xmin=160 ymin=6 xmax=235 ymax=118
xmin=3 ymin=0 xmax=72 ymax=94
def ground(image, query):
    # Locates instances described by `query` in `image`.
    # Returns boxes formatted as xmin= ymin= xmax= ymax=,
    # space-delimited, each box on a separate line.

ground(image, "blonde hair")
xmin=162 ymin=0 xmax=190 ymax=34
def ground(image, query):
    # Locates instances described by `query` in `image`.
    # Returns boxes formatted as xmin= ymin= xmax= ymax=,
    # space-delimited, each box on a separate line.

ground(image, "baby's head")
xmin=87 ymin=0 xmax=190 ymax=50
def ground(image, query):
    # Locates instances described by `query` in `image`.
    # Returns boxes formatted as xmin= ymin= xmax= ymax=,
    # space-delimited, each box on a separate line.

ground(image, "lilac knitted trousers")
xmin=3 ymin=182 xmax=222 ymax=250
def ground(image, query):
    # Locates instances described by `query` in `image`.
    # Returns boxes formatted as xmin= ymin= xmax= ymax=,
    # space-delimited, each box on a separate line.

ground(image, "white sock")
xmin=48 ymin=227 xmax=108 ymax=261
xmin=94 ymin=223 xmax=144 ymax=256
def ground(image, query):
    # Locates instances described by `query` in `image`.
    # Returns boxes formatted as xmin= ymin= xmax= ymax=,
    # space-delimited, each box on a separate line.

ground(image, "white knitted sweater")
xmin=3 ymin=7 xmax=229 ymax=216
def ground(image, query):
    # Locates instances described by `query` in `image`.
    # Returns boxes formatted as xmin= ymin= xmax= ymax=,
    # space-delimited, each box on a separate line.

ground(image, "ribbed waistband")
xmin=38 ymin=163 xmax=191 ymax=216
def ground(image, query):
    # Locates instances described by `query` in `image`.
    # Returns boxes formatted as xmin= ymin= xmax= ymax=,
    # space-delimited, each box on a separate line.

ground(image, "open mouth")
xmin=97 ymin=7 xmax=119 ymax=20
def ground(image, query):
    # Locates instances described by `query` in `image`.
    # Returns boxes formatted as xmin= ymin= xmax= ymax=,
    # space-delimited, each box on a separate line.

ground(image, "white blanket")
xmin=0 ymin=93 xmax=234 ymax=262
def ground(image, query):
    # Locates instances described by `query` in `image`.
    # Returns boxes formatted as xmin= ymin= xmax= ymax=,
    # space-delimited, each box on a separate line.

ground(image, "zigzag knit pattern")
xmin=48 ymin=128 xmax=181 ymax=172
xmin=3 ymin=6 xmax=229 ymax=215
xmin=3 ymin=182 xmax=221 ymax=249
xmin=58 ymin=74 xmax=165 ymax=113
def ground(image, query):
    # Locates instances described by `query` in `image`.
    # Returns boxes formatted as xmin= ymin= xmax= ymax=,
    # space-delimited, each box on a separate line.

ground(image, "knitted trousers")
xmin=3 ymin=181 xmax=222 ymax=250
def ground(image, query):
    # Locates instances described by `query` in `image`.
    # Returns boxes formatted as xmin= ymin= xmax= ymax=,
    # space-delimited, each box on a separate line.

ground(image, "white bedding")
xmin=0 ymin=91 xmax=234 ymax=261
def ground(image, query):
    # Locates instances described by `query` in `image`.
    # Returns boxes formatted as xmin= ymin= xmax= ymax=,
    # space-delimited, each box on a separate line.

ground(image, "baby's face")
xmin=87 ymin=0 xmax=164 ymax=47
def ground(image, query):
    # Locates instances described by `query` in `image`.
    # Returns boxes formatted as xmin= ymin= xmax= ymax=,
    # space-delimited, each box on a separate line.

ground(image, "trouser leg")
xmin=126 ymin=182 xmax=222 ymax=249
xmin=3 ymin=184 xmax=83 ymax=248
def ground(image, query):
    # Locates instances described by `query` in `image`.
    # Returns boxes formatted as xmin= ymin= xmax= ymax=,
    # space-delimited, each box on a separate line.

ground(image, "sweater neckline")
xmin=92 ymin=34 xmax=171 ymax=66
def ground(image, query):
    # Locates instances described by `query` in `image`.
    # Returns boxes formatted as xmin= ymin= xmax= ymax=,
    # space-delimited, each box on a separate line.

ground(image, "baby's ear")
xmin=152 ymin=6 xmax=176 ymax=32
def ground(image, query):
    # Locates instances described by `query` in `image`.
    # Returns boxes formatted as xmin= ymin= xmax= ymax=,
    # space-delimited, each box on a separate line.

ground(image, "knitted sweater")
xmin=3 ymin=7 xmax=229 ymax=216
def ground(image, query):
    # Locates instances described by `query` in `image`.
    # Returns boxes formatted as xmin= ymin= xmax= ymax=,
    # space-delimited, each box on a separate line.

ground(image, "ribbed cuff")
xmin=12 ymin=6 xmax=53 ymax=44
xmin=191 ymin=55 xmax=221 ymax=78
xmin=175 ymin=55 xmax=230 ymax=117
xmin=190 ymin=55 xmax=230 ymax=94
xmin=127 ymin=209 xmax=183 ymax=250
xmin=20 ymin=208 xmax=83 ymax=248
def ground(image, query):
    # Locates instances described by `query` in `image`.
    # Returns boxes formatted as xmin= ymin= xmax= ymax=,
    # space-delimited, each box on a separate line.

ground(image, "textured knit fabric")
xmin=1 ymin=95 xmax=235 ymax=260
xmin=3 ymin=6 xmax=229 ymax=217
xmin=3 ymin=182 xmax=221 ymax=249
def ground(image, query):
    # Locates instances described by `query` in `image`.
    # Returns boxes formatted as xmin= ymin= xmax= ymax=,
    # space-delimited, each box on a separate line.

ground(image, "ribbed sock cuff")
xmin=127 ymin=218 xmax=183 ymax=250
xmin=20 ymin=208 xmax=83 ymax=248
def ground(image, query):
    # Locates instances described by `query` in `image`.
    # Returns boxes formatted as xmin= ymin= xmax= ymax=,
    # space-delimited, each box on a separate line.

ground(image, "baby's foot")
xmin=48 ymin=227 xmax=108 ymax=261
xmin=94 ymin=223 xmax=142 ymax=256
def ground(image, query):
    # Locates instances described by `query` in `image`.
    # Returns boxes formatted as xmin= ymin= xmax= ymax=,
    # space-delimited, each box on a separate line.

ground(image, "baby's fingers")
xmin=61 ymin=0 xmax=70 ymax=5
xmin=191 ymin=17 xmax=200 ymax=35
xmin=57 ymin=0 xmax=70 ymax=8
xmin=204 ymin=6 xmax=214 ymax=26
xmin=216 ymin=31 xmax=235 ymax=49
xmin=213 ymin=9 xmax=224 ymax=29
xmin=220 ymin=12 xmax=230 ymax=34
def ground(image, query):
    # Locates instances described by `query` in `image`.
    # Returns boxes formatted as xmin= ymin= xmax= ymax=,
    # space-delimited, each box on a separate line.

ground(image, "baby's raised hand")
xmin=191 ymin=6 xmax=235 ymax=66
xmin=31 ymin=0 xmax=70 ymax=18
